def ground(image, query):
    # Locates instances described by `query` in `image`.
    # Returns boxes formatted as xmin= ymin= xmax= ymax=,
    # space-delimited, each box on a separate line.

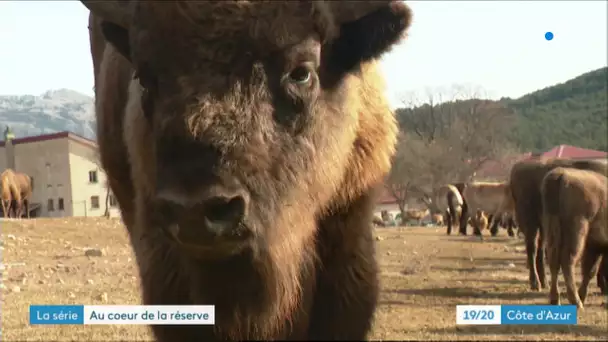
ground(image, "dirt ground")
xmin=1 ymin=218 xmax=606 ymax=341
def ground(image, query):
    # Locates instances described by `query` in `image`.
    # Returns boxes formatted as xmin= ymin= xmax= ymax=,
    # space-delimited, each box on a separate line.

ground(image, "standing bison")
xmin=83 ymin=1 xmax=412 ymax=341
xmin=434 ymin=184 xmax=464 ymax=235
xmin=541 ymin=167 xmax=607 ymax=309
xmin=508 ymin=158 xmax=608 ymax=291
xmin=461 ymin=181 xmax=511 ymax=237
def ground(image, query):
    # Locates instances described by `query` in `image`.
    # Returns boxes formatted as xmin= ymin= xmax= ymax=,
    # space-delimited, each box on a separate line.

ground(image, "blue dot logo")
xmin=545 ymin=32 xmax=554 ymax=41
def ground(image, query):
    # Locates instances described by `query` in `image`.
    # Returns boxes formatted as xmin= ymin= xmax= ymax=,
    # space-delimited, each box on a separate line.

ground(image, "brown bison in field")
xmin=461 ymin=181 xmax=513 ymax=237
xmin=84 ymin=1 xmax=412 ymax=340
xmin=0 ymin=169 xmax=33 ymax=218
xmin=1 ymin=169 xmax=15 ymax=218
xmin=541 ymin=167 xmax=607 ymax=309
xmin=450 ymin=182 xmax=472 ymax=235
xmin=509 ymin=158 xmax=608 ymax=291
xmin=434 ymin=184 xmax=464 ymax=235
xmin=470 ymin=209 xmax=489 ymax=234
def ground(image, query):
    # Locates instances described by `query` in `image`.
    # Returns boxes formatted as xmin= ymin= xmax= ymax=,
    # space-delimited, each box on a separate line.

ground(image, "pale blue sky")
xmin=0 ymin=1 xmax=606 ymax=108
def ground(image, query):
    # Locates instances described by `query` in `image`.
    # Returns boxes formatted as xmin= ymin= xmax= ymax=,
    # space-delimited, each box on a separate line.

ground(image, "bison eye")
xmin=287 ymin=66 xmax=311 ymax=85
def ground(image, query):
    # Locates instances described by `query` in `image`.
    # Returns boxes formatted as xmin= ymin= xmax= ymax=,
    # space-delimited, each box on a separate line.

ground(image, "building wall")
xmin=0 ymin=146 xmax=7 ymax=173
xmin=10 ymin=138 xmax=72 ymax=217
xmin=68 ymin=140 xmax=120 ymax=217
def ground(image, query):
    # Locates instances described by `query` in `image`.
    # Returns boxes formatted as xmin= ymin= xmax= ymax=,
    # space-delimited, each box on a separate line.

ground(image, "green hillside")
xmin=504 ymin=66 xmax=608 ymax=152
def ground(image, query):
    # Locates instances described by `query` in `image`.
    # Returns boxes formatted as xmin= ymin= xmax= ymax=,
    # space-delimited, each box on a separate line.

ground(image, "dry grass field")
xmin=1 ymin=218 xmax=606 ymax=341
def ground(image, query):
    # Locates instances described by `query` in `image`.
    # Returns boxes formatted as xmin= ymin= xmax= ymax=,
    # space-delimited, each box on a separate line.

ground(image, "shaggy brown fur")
xmin=12 ymin=171 xmax=33 ymax=218
xmin=83 ymin=1 xmax=412 ymax=340
xmin=541 ymin=167 xmax=608 ymax=309
xmin=1 ymin=169 xmax=17 ymax=218
xmin=509 ymin=158 xmax=608 ymax=291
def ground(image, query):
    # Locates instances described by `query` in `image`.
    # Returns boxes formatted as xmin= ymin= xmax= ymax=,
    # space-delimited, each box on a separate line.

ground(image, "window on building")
xmin=58 ymin=198 xmax=65 ymax=211
xmin=47 ymin=199 xmax=54 ymax=211
xmin=109 ymin=194 xmax=118 ymax=208
xmin=90 ymin=196 xmax=100 ymax=209
xmin=89 ymin=170 xmax=98 ymax=183
xmin=46 ymin=163 xmax=51 ymax=183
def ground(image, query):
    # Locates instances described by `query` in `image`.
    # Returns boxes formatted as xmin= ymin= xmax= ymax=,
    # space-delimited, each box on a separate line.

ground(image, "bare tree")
xmin=103 ymin=180 xmax=111 ymax=218
xmin=388 ymin=85 xmax=517 ymax=211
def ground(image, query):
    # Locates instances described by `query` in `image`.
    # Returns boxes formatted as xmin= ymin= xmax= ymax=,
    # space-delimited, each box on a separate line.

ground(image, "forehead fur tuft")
xmin=133 ymin=2 xmax=333 ymax=50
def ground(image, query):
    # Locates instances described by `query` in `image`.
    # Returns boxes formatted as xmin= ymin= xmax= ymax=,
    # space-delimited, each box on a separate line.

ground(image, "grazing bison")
xmin=461 ymin=181 xmax=512 ymax=237
xmin=541 ymin=167 xmax=608 ymax=309
xmin=434 ymin=184 xmax=464 ymax=235
xmin=84 ymin=1 xmax=413 ymax=340
xmin=509 ymin=158 xmax=608 ymax=291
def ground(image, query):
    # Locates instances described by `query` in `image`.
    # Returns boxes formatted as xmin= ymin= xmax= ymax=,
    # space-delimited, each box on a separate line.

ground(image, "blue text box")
xmin=30 ymin=305 xmax=84 ymax=325
xmin=501 ymin=305 xmax=577 ymax=325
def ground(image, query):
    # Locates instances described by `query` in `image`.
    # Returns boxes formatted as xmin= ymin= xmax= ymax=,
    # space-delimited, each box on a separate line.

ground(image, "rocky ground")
xmin=1 ymin=218 xmax=606 ymax=341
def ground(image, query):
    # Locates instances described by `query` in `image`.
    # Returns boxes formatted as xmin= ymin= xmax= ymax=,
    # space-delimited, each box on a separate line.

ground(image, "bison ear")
xmin=80 ymin=1 xmax=132 ymax=61
xmin=100 ymin=21 xmax=132 ymax=62
xmin=328 ymin=1 xmax=412 ymax=73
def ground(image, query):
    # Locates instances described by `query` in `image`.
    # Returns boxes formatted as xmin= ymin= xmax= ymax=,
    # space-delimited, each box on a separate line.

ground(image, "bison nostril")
xmin=204 ymin=195 xmax=247 ymax=228
xmin=155 ymin=185 xmax=251 ymax=240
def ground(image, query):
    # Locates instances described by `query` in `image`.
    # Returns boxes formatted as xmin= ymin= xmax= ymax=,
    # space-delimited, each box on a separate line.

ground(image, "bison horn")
xmin=80 ymin=0 xmax=131 ymax=28
xmin=328 ymin=0 xmax=403 ymax=24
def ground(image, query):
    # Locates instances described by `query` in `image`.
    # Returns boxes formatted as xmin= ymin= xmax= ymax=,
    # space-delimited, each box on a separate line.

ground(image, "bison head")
xmin=84 ymin=0 xmax=412 ymax=259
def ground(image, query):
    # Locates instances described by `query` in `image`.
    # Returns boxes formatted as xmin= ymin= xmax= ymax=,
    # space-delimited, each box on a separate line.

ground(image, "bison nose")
xmin=156 ymin=183 xmax=250 ymax=239
xmin=202 ymin=194 xmax=248 ymax=233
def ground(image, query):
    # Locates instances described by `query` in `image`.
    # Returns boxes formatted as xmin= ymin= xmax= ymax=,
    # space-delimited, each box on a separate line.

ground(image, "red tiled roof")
xmin=0 ymin=131 xmax=97 ymax=149
xmin=475 ymin=152 xmax=532 ymax=178
xmin=542 ymin=144 xmax=607 ymax=159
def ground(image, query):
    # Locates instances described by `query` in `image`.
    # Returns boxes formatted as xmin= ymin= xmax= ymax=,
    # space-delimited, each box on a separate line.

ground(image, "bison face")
xmin=85 ymin=1 xmax=411 ymax=259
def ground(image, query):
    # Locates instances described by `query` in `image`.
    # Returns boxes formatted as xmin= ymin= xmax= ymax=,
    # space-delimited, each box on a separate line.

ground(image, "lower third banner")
xmin=456 ymin=304 xmax=577 ymax=325
xmin=30 ymin=305 xmax=215 ymax=325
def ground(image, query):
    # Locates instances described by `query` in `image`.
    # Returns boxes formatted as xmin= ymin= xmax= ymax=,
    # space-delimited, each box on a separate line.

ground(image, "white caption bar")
xmin=83 ymin=305 xmax=215 ymax=325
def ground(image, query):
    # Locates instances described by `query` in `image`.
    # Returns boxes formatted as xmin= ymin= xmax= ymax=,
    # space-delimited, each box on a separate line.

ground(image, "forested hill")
xmin=503 ymin=66 xmax=607 ymax=152
xmin=0 ymin=68 xmax=605 ymax=153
